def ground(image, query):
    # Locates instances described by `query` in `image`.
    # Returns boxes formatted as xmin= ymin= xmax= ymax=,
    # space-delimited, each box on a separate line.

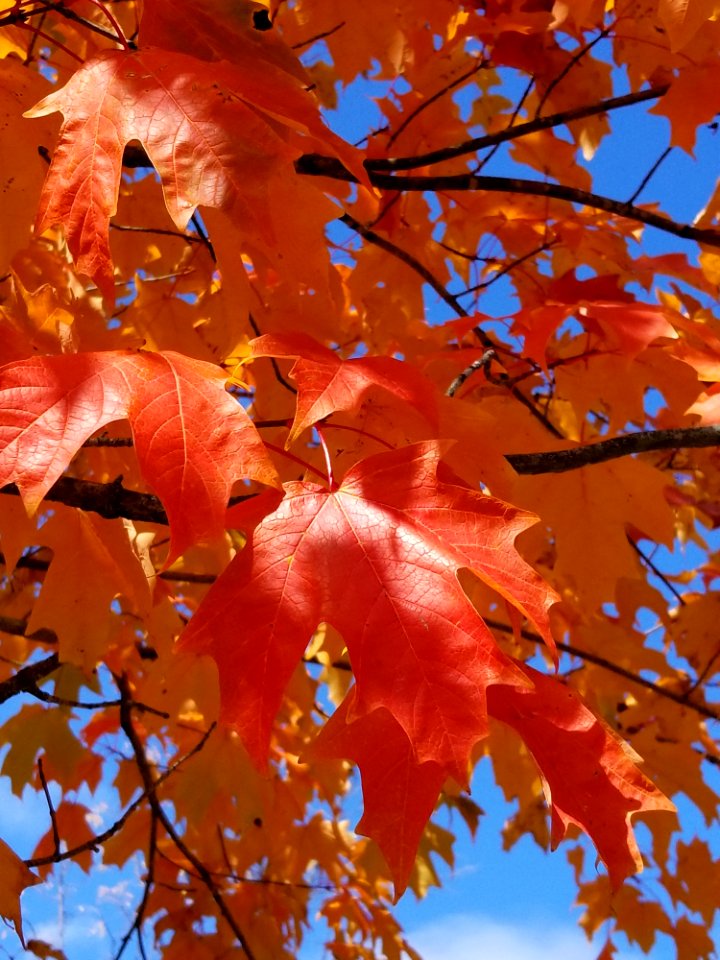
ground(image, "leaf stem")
xmin=84 ymin=0 xmax=130 ymax=50
xmin=320 ymin=420 xmax=395 ymax=450
xmin=316 ymin=427 xmax=335 ymax=489
xmin=262 ymin=441 xmax=328 ymax=481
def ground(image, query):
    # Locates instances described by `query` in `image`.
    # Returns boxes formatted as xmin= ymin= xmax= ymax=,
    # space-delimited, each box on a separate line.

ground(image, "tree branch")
xmin=117 ymin=675 xmax=257 ymax=960
xmin=1 ymin=476 xmax=168 ymax=524
xmin=2 ymin=428 xmax=719 ymax=533
xmin=0 ymin=654 xmax=60 ymax=705
xmin=506 ymin=426 xmax=720 ymax=474
xmin=0 ymin=476 xmax=255 ymax=527
xmin=364 ymin=85 xmax=670 ymax=172
xmin=297 ymin=159 xmax=720 ymax=250
xmin=27 ymin=722 xmax=217 ymax=869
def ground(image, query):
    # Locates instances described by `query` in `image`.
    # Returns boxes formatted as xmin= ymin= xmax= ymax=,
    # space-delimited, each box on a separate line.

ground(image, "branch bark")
xmin=0 ymin=654 xmax=60 ymax=705
xmin=506 ymin=425 xmax=720 ymax=474
xmin=2 ymin=427 xmax=719 ymax=528
xmin=365 ymin=85 xmax=669 ymax=172
xmin=297 ymin=157 xmax=720 ymax=250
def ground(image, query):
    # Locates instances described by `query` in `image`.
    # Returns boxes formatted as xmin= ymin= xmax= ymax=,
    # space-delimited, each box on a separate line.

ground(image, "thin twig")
xmin=627 ymin=146 xmax=672 ymax=205
xmin=190 ymin=212 xmax=216 ymax=262
xmin=291 ymin=20 xmax=345 ymax=50
xmin=629 ymin=538 xmax=686 ymax=607
xmin=248 ymin=314 xmax=297 ymax=394
xmin=27 ymin=722 xmax=217 ymax=869
xmin=340 ymin=212 xmax=472 ymax=321
xmin=360 ymin=85 xmax=670 ymax=172
xmin=110 ymin=224 xmax=205 ymax=244
xmin=0 ymin=0 xmax=128 ymax=45
xmin=458 ymin=241 xmax=554 ymax=296
xmin=37 ymin=756 xmax=61 ymax=855
xmin=475 ymin=75 xmax=534 ymax=172
xmin=535 ymin=25 xmax=612 ymax=117
xmin=27 ymin=685 xmax=170 ymax=717
xmin=446 ymin=350 xmax=497 ymax=397
xmin=115 ymin=810 xmax=157 ymax=960
xmin=387 ymin=58 xmax=486 ymax=149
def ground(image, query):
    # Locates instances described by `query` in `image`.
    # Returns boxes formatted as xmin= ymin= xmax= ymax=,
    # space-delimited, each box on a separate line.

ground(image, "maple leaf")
xmin=181 ymin=441 xmax=557 ymax=779
xmin=309 ymin=690 xmax=446 ymax=897
xmin=0 ymin=350 xmax=278 ymax=560
xmin=0 ymin=837 xmax=41 ymax=947
xmin=0 ymin=58 xmax=57 ymax=277
xmin=247 ymin=332 xmax=440 ymax=442
xmin=515 ymin=300 xmax=678 ymax=368
xmin=25 ymin=48 xmax=367 ymax=299
xmin=488 ymin=665 xmax=676 ymax=889
xmin=310 ymin=664 xmax=676 ymax=896
xmin=658 ymin=0 xmax=718 ymax=51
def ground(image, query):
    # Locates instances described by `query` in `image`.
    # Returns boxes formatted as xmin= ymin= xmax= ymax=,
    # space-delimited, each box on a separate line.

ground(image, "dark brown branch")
xmin=37 ymin=756 xmax=60 ymax=855
xmin=27 ymin=722 xmax=217 ymax=869
xmin=363 ymin=85 xmax=670 ymax=172
xmin=297 ymin=159 xmax=720 ymax=250
xmin=0 ymin=654 xmax=60 ymax=705
xmin=506 ymin=426 xmax=720 ymax=474
xmin=117 ymin=676 xmax=257 ymax=960
xmin=116 ymin=88 xmax=670 ymax=177
xmin=0 ymin=551 xmax=214 ymax=587
xmin=2 ymin=429 xmax=719 ymax=531
xmin=1 ymin=476 xmax=168 ymax=524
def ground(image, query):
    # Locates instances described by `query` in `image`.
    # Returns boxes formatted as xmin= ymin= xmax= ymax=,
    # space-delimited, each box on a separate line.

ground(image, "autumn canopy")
xmin=0 ymin=0 xmax=718 ymax=957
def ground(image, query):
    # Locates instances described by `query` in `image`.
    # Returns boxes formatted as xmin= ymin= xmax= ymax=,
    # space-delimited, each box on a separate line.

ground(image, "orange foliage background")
xmin=0 ymin=1 xmax=719 ymax=958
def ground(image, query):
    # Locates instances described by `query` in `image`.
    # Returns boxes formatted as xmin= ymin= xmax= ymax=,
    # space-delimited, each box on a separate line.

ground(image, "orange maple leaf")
xmin=0 ymin=350 xmax=278 ymax=560
xmin=25 ymin=47 xmax=367 ymax=299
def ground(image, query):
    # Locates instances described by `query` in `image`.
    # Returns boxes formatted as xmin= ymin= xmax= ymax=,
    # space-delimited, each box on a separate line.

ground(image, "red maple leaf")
xmin=310 ymin=662 xmax=675 ymax=895
xmin=0 ymin=350 xmax=278 ymax=560
xmin=248 ymin=332 xmax=440 ymax=442
xmin=181 ymin=441 xmax=557 ymax=777
xmin=308 ymin=690 xmax=447 ymax=897
xmin=488 ymin=665 xmax=676 ymax=890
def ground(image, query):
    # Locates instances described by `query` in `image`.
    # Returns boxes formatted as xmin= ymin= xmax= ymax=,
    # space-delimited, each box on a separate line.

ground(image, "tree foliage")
xmin=0 ymin=1 xmax=719 ymax=957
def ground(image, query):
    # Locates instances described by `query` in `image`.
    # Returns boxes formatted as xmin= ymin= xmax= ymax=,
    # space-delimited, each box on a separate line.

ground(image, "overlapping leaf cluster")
xmin=0 ymin=1 xmax=719 ymax=958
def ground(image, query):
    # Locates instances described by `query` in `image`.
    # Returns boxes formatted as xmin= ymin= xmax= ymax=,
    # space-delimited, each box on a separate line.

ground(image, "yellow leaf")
xmin=658 ymin=0 xmax=720 ymax=50
xmin=0 ymin=837 xmax=41 ymax=947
